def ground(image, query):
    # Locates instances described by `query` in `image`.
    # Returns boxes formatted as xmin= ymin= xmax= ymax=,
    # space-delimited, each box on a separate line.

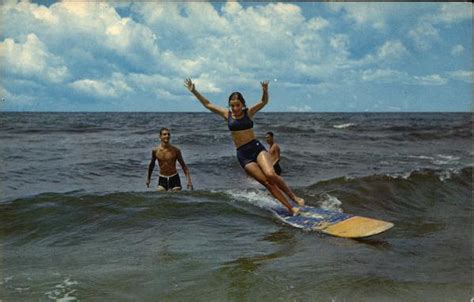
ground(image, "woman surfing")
xmin=184 ymin=78 xmax=304 ymax=215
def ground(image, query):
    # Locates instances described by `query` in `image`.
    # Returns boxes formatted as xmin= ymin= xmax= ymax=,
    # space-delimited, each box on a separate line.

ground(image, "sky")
xmin=0 ymin=1 xmax=472 ymax=112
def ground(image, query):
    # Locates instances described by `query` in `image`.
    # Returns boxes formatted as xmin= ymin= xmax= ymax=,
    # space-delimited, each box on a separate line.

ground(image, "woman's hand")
xmin=184 ymin=78 xmax=195 ymax=92
xmin=260 ymin=80 xmax=269 ymax=92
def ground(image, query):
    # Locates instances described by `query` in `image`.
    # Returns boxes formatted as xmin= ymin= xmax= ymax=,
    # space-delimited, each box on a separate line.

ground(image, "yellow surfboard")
xmin=273 ymin=206 xmax=394 ymax=238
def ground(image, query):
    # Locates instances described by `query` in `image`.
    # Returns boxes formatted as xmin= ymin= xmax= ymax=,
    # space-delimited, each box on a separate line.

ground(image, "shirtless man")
xmin=265 ymin=132 xmax=282 ymax=175
xmin=146 ymin=128 xmax=193 ymax=191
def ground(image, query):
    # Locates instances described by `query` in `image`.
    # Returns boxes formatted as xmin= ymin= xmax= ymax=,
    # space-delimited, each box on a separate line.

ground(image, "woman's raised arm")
xmin=248 ymin=80 xmax=269 ymax=118
xmin=184 ymin=78 xmax=227 ymax=119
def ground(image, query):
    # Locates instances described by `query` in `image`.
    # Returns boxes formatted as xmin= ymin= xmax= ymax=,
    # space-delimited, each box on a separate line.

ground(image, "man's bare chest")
xmin=269 ymin=146 xmax=277 ymax=156
xmin=156 ymin=149 xmax=177 ymax=162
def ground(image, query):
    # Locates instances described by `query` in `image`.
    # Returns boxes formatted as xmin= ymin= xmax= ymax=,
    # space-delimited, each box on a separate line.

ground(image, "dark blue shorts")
xmin=158 ymin=173 xmax=182 ymax=190
xmin=236 ymin=139 xmax=267 ymax=168
xmin=273 ymin=161 xmax=282 ymax=175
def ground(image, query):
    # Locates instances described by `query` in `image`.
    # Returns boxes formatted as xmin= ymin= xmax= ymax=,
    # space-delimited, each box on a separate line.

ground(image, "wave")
xmin=191 ymin=155 xmax=241 ymax=172
xmin=270 ymin=125 xmax=316 ymax=134
xmin=6 ymin=126 xmax=116 ymax=135
xmin=303 ymin=166 xmax=472 ymax=219
xmin=1 ymin=166 xmax=470 ymax=244
xmin=404 ymin=128 xmax=472 ymax=140
xmin=323 ymin=128 xmax=472 ymax=142
xmin=406 ymin=154 xmax=462 ymax=167
xmin=174 ymin=133 xmax=229 ymax=145
xmin=0 ymin=191 xmax=240 ymax=246
xmin=321 ymin=117 xmax=472 ymax=141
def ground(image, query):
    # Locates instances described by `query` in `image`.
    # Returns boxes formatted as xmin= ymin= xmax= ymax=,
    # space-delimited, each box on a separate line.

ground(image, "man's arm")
xmin=146 ymin=150 xmax=156 ymax=188
xmin=274 ymin=144 xmax=281 ymax=164
xmin=177 ymin=149 xmax=193 ymax=190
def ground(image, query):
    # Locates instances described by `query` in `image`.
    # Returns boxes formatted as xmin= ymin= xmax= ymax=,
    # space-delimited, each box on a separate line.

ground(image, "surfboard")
xmin=273 ymin=206 xmax=394 ymax=238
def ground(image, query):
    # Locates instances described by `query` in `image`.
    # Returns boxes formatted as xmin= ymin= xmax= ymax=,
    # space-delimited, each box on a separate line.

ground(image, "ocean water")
xmin=0 ymin=112 xmax=472 ymax=301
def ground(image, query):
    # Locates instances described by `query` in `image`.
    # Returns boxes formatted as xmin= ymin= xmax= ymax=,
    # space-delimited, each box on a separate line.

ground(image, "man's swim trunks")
xmin=236 ymin=139 xmax=267 ymax=168
xmin=158 ymin=173 xmax=182 ymax=190
xmin=273 ymin=160 xmax=282 ymax=175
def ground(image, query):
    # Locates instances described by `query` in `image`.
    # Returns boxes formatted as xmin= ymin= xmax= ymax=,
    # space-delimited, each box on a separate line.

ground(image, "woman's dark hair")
xmin=228 ymin=92 xmax=246 ymax=108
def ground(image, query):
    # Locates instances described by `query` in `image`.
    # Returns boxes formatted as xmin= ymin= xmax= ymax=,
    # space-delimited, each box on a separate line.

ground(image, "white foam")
xmin=224 ymin=189 xmax=347 ymax=213
xmin=224 ymin=189 xmax=283 ymax=210
xmin=385 ymin=171 xmax=412 ymax=180
xmin=407 ymin=154 xmax=461 ymax=166
xmin=433 ymin=154 xmax=460 ymax=165
xmin=63 ymin=278 xmax=78 ymax=287
xmin=408 ymin=155 xmax=435 ymax=160
xmin=437 ymin=171 xmax=452 ymax=182
xmin=333 ymin=123 xmax=356 ymax=129
xmin=45 ymin=277 xmax=78 ymax=302
xmin=1 ymin=276 xmax=13 ymax=285
xmin=387 ymin=168 xmax=460 ymax=182
xmin=434 ymin=168 xmax=463 ymax=182
xmin=56 ymin=290 xmax=77 ymax=302
xmin=437 ymin=154 xmax=460 ymax=161
xmin=317 ymin=193 xmax=343 ymax=212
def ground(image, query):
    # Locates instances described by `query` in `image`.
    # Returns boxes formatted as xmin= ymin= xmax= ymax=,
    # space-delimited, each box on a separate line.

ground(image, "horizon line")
xmin=1 ymin=110 xmax=472 ymax=114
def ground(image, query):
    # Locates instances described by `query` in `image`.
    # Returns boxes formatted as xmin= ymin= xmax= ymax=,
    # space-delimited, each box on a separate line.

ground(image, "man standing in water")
xmin=265 ymin=132 xmax=282 ymax=175
xmin=146 ymin=128 xmax=193 ymax=191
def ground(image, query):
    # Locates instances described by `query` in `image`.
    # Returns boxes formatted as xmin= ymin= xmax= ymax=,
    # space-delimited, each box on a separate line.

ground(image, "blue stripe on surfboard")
xmin=274 ymin=206 xmax=352 ymax=230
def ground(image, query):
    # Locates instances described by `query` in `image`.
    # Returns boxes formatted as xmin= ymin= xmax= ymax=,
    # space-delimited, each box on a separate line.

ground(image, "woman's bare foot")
xmin=294 ymin=196 xmax=305 ymax=207
xmin=291 ymin=207 xmax=301 ymax=216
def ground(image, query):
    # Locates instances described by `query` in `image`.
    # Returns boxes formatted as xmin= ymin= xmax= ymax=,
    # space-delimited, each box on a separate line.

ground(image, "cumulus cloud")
xmin=408 ymin=22 xmax=440 ymax=51
xmin=328 ymin=2 xmax=387 ymax=29
xmin=3 ymin=1 xmax=164 ymax=74
xmin=69 ymin=73 xmax=133 ymax=98
xmin=131 ymin=2 xmax=311 ymax=82
xmin=357 ymin=40 xmax=409 ymax=68
xmin=361 ymin=69 xmax=410 ymax=84
xmin=288 ymin=104 xmax=312 ymax=112
xmin=0 ymin=33 xmax=69 ymax=83
xmin=307 ymin=17 xmax=329 ymax=31
xmin=434 ymin=3 xmax=472 ymax=24
xmin=450 ymin=44 xmax=464 ymax=56
xmin=327 ymin=2 xmax=424 ymax=30
xmin=413 ymin=74 xmax=447 ymax=86
xmin=408 ymin=3 xmax=471 ymax=51
xmin=447 ymin=70 xmax=473 ymax=83
xmin=361 ymin=69 xmax=450 ymax=86
xmin=377 ymin=40 xmax=408 ymax=60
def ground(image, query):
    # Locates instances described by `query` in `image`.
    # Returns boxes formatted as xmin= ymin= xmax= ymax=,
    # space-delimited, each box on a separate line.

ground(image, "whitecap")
xmin=333 ymin=123 xmax=356 ymax=129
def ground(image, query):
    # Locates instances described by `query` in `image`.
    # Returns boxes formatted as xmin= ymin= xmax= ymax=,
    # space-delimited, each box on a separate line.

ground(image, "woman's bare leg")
xmin=244 ymin=162 xmax=299 ymax=215
xmin=256 ymin=151 xmax=305 ymax=206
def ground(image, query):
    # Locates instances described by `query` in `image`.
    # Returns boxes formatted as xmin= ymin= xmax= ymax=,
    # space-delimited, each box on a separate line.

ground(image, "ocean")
xmin=0 ymin=112 xmax=472 ymax=301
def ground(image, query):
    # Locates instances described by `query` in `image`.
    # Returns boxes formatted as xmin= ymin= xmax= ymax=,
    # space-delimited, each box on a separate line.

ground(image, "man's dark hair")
xmin=266 ymin=131 xmax=274 ymax=137
xmin=160 ymin=127 xmax=170 ymax=135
